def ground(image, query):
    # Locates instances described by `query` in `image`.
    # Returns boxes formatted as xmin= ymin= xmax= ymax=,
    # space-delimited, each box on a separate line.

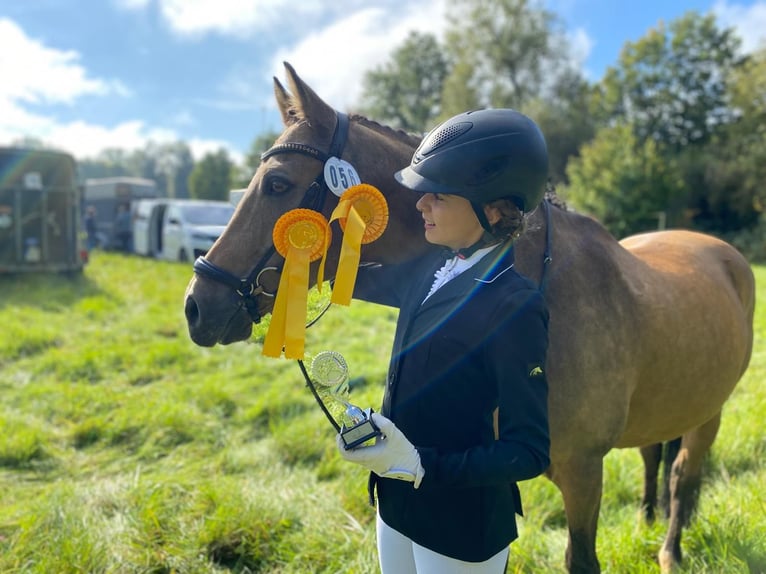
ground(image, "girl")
xmin=339 ymin=108 xmax=551 ymax=574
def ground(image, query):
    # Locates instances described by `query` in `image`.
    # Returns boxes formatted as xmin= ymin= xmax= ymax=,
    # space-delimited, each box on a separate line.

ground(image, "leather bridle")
xmin=192 ymin=112 xmax=350 ymax=324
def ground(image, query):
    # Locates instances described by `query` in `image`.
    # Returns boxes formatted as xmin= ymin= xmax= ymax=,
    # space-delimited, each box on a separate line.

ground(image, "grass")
xmin=0 ymin=252 xmax=763 ymax=573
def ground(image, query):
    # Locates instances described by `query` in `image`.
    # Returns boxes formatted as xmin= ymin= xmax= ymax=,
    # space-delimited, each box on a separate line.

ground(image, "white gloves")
xmin=337 ymin=412 xmax=425 ymax=488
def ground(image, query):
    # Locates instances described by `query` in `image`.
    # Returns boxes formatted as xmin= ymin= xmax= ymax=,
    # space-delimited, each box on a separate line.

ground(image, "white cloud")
xmin=117 ymin=0 xmax=323 ymax=37
xmin=0 ymin=18 xmax=126 ymax=105
xmin=270 ymin=0 xmax=448 ymax=111
xmin=187 ymin=137 xmax=243 ymax=164
xmin=0 ymin=17 xmax=231 ymax=160
xmin=713 ymin=0 xmax=766 ymax=53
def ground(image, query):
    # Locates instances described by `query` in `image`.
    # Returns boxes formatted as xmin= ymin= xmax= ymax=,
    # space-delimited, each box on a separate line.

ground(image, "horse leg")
xmin=660 ymin=437 xmax=682 ymax=519
xmin=639 ymin=443 xmax=662 ymax=524
xmin=658 ymin=413 xmax=721 ymax=573
xmin=549 ymin=455 xmax=604 ymax=574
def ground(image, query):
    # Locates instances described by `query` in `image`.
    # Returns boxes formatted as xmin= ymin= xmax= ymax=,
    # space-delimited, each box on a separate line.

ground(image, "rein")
xmin=192 ymin=112 xmax=350 ymax=324
xmin=539 ymin=199 xmax=553 ymax=295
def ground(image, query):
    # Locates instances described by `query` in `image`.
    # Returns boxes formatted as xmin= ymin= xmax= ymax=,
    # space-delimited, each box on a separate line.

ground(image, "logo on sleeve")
xmin=528 ymin=364 xmax=544 ymax=378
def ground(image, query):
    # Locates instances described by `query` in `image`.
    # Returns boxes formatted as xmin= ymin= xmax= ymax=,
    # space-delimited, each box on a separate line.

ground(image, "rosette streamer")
xmin=329 ymin=184 xmax=389 ymax=305
xmin=262 ymin=209 xmax=331 ymax=359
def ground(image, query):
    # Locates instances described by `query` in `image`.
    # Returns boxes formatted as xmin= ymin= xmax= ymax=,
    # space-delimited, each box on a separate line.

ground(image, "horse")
xmin=184 ymin=62 xmax=755 ymax=573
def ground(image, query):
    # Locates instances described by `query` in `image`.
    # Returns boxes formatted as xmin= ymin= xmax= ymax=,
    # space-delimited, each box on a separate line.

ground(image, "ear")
xmin=484 ymin=204 xmax=501 ymax=226
xmin=273 ymin=76 xmax=295 ymax=126
xmin=282 ymin=61 xmax=335 ymax=136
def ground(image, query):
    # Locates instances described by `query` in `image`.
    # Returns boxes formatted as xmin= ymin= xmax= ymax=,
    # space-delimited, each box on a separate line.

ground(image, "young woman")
xmin=339 ymin=108 xmax=551 ymax=574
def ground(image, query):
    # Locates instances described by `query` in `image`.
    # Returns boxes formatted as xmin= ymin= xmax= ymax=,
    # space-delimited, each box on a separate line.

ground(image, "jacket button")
xmin=388 ymin=373 xmax=396 ymax=388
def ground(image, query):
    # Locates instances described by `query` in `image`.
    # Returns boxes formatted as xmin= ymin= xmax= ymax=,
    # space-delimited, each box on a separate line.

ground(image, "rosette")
xmin=262 ymin=209 xmax=331 ymax=359
xmin=329 ymin=184 xmax=389 ymax=305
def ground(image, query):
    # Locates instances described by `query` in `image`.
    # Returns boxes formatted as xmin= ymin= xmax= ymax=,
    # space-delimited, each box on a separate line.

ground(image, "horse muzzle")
xmin=184 ymin=277 xmax=262 ymax=346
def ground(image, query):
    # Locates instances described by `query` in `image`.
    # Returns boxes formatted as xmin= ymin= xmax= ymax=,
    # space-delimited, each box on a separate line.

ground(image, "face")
xmin=415 ymin=193 xmax=485 ymax=251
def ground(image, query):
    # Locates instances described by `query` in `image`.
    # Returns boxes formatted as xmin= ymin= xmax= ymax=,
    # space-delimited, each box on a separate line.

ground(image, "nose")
xmin=185 ymin=295 xmax=200 ymax=328
xmin=415 ymin=193 xmax=431 ymax=212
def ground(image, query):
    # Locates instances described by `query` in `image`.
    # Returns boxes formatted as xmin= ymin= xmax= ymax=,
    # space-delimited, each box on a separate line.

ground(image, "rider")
xmin=339 ymin=108 xmax=551 ymax=574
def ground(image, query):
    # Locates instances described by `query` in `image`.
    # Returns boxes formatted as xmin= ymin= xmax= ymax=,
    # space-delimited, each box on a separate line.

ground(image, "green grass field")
xmin=0 ymin=252 xmax=763 ymax=573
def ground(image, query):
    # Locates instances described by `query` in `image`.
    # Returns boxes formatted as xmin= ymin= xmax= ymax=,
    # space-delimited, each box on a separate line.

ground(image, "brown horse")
xmin=184 ymin=63 xmax=755 ymax=573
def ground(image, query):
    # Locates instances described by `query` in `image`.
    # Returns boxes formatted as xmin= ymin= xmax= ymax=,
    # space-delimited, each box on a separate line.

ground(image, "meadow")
xmin=0 ymin=252 xmax=763 ymax=573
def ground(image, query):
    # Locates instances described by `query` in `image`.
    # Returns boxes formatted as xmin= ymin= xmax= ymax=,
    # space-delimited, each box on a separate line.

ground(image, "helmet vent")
xmin=418 ymin=122 xmax=473 ymax=157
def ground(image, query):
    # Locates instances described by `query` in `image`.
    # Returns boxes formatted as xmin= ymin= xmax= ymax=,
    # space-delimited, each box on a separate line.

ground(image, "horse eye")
xmin=263 ymin=175 xmax=291 ymax=196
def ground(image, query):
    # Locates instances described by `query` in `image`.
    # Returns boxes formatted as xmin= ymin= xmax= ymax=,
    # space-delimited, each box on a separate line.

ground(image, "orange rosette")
xmin=263 ymin=209 xmax=331 ymax=360
xmin=329 ymin=184 xmax=389 ymax=305
xmin=336 ymin=184 xmax=389 ymax=243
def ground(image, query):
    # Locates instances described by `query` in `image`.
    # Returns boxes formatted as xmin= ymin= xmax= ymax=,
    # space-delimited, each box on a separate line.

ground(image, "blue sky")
xmin=1 ymin=0 xmax=764 ymax=163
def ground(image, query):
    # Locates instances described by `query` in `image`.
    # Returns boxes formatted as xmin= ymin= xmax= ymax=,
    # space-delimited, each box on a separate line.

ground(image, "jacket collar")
xmin=413 ymin=242 xmax=515 ymax=312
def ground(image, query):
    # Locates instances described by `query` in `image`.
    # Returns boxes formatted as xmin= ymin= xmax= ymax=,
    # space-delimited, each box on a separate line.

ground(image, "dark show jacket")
xmin=353 ymin=244 xmax=551 ymax=562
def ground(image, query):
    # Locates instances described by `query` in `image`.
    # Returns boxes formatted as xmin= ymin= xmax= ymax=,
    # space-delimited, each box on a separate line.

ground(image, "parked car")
xmin=133 ymin=199 xmax=234 ymax=262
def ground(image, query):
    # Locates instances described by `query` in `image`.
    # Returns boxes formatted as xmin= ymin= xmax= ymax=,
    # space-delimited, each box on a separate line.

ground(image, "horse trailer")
xmin=83 ymin=176 xmax=158 ymax=250
xmin=0 ymin=147 xmax=88 ymax=274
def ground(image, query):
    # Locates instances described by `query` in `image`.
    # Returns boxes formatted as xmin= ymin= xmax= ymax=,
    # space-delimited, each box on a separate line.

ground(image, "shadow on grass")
xmin=0 ymin=270 xmax=106 ymax=311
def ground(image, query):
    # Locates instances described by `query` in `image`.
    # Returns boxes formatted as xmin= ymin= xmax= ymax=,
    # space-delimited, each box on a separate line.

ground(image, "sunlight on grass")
xmin=0 ymin=254 xmax=763 ymax=573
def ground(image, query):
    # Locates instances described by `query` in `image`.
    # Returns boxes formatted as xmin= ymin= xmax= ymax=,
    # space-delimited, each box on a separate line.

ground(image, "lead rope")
xmin=539 ymin=199 xmax=553 ymax=295
xmin=297 ymin=358 xmax=341 ymax=432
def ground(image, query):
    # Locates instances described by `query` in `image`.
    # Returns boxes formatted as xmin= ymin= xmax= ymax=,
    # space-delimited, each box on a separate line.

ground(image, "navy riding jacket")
xmin=354 ymin=243 xmax=550 ymax=562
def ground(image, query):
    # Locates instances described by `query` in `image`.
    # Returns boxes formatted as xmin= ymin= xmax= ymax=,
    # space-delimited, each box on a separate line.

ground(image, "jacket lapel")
xmin=416 ymin=243 xmax=515 ymax=315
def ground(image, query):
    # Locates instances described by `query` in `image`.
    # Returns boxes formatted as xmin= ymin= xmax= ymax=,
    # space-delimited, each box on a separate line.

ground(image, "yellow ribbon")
xmin=329 ymin=184 xmax=389 ymax=305
xmin=262 ymin=209 xmax=330 ymax=359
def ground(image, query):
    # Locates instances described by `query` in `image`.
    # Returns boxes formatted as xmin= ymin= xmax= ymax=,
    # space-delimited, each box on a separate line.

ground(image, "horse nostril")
xmin=185 ymin=296 xmax=200 ymax=326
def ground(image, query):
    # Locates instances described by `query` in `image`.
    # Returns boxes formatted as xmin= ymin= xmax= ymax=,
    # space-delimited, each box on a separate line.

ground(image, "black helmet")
xmin=395 ymin=108 xmax=548 ymax=212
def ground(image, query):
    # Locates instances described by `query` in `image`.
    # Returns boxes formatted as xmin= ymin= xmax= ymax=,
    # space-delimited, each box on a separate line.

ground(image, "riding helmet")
xmin=395 ymin=108 xmax=548 ymax=212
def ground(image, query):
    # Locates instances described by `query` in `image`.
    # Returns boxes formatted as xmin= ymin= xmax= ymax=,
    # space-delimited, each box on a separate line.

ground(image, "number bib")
xmin=324 ymin=157 xmax=361 ymax=196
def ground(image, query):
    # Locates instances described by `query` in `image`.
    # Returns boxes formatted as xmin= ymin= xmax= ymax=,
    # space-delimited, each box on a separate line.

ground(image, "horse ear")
xmin=282 ymin=61 xmax=335 ymax=134
xmin=273 ymin=76 xmax=296 ymax=126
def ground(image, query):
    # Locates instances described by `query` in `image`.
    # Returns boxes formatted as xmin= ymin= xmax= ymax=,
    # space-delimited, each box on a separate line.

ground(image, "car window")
xmin=181 ymin=204 xmax=235 ymax=225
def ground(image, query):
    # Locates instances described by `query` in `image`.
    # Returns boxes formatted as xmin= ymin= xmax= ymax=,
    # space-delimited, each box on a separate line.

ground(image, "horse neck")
xmin=345 ymin=118 xmax=431 ymax=265
xmin=515 ymin=200 xmax=628 ymax=294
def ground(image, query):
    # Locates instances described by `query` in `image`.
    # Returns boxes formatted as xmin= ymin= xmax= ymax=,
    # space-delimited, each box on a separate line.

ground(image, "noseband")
xmin=192 ymin=112 xmax=350 ymax=324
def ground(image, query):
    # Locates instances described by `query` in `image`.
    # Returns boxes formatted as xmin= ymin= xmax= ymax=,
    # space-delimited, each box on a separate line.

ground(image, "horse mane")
xmin=349 ymin=113 xmax=423 ymax=148
xmin=544 ymin=181 xmax=568 ymax=210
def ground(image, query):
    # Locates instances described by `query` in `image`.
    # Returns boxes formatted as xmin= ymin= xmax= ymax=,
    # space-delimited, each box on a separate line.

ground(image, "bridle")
xmin=192 ymin=111 xmax=350 ymax=324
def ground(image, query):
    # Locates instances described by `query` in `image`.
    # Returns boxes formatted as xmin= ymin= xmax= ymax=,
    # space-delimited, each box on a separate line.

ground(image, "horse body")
xmin=184 ymin=63 xmax=755 ymax=573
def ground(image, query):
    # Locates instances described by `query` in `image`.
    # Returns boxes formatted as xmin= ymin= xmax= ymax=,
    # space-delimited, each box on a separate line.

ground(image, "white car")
xmin=162 ymin=200 xmax=235 ymax=262
xmin=133 ymin=199 xmax=235 ymax=262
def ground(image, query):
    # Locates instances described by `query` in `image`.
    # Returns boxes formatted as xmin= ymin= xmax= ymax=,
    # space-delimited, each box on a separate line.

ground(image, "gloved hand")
xmin=337 ymin=412 xmax=425 ymax=488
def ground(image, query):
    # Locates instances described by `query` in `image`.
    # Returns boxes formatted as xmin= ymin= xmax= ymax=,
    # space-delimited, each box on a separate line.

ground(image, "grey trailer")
xmin=0 ymin=147 xmax=87 ymax=274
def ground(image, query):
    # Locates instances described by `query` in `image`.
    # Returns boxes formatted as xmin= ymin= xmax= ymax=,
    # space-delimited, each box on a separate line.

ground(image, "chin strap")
xmin=444 ymin=232 xmax=501 ymax=260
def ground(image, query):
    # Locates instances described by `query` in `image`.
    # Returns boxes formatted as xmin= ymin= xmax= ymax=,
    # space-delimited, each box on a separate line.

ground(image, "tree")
xmin=441 ymin=0 xmax=573 ymax=113
xmin=358 ymin=31 xmax=449 ymax=132
xmin=154 ymin=141 xmax=194 ymax=198
xmin=237 ymin=130 xmax=281 ymax=188
xmin=683 ymin=46 xmax=766 ymax=232
xmin=440 ymin=0 xmax=594 ymax=183
xmin=564 ymin=123 xmax=685 ymax=238
xmin=524 ymin=69 xmax=596 ymax=184
xmin=592 ymin=12 xmax=742 ymax=150
xmin=188 ymin=149 xmax=235 ymax=201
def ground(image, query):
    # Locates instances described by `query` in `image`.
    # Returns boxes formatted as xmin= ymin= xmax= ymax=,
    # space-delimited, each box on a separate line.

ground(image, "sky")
xmin=1 ymin=0 xmax=765 ymax=164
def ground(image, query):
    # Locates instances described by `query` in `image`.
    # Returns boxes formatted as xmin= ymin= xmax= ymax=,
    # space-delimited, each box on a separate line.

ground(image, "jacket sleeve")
xmin=417 ymin=288 xmax=551 ymax=486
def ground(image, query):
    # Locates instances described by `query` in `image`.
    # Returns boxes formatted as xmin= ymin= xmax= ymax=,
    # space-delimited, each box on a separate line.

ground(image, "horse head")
xmin=184 ymin=62 xmax=426 ymax=346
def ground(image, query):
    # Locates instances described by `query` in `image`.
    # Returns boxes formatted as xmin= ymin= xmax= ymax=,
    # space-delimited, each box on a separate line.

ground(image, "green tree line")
xmin=357 ymin=0 xmax=766 ymax=260
xmin=13 ymin=0 xmax=765 ymax=259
